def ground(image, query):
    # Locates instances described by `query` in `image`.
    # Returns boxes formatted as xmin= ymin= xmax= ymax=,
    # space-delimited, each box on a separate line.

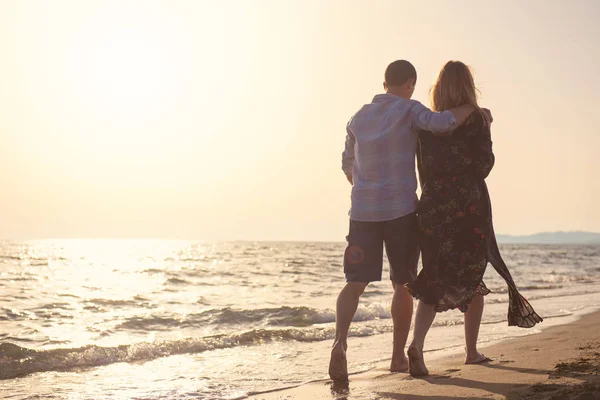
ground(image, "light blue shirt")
xmin=342 ymin=93 xmax=457 ymax=221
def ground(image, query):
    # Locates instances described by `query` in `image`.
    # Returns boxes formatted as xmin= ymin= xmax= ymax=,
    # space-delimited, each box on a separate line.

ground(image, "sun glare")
xmin=66 ymin=15 xmax=193 ymax=120
xmin=9 ymin=2 xmax=268 ymax=187
xmin=47 ymin=4 xmax=210 ymax=168
xmin=53 ymin=3 xmax=257 ymax=165
xmin=89 ymin=33 xmax=165 ymax=108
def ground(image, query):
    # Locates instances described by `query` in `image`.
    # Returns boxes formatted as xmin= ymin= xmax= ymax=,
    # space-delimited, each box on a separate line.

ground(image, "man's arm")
xmin=411 ymin=101 xmax=474 ymax=135
xmin=341 ymin=125 xmax=355 ymax=184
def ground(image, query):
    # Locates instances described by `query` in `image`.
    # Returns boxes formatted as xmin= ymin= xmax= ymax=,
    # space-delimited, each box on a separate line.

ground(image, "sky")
xmin=0 ymin=0 xmax=598 ymax=241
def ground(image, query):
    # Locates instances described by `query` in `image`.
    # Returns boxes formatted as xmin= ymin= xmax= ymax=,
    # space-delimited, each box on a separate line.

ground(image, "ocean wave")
xmin=519 ymin=284 xmax=563 ymax=291
xmin=0 ymin=323 xmax=390 ymax=380
xmin=57 ymin=293 xmax=80 ymax=299
xmin=114 ymin=304 xmax=391 ymax=331
xmin=111 ymin=289 xmax=593 ymax=331
xmin=0 ymin=308 xmax=35 ymax=321
xmin=141 ymin=268 xmax=164 ymax=274
xmin=86 ymin=298 xmax=148 ymax=308
xmin=535 ymin=274 xmax=595 ymax=284
xmin=485 ymin=288 xmax=599 ymax=305
xmin=3 ymin=276 xmax=36 ymax=282
xmin=116 ymin=316 xmax=184 ymax=331
xmin=361 ymin=289 xmax=389 ymax=298
xmin=5 ymin=306 xmax=558 ymax=381
xmin=468 ymin=284 xmax=563 ymax=296
xmin=164 ymin=277 xmax=190 ymax=285
xmin=28 ymin=261 xmax=48 ymax=267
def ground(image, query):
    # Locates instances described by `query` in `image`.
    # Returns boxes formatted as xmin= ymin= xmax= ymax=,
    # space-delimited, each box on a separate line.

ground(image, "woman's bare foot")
xmin=390 ymin=355 xmax=409 ymax=373
xmin=407 ymin=346 xmax=429 ymax=377
xmin=328 ymin=343 xmax=348 ymax=382
xmin=465 ymin=352 xmax=491 ymax=365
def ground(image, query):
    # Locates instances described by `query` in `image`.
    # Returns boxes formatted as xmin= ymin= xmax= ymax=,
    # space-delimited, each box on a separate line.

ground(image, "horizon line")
xmin=1 ymin=230 xmax=599 ymax=243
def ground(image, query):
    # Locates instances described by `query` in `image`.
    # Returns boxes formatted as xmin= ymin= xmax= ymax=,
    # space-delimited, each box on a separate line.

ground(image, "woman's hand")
xmin=481 ymin=108 xmax=493 ymax=123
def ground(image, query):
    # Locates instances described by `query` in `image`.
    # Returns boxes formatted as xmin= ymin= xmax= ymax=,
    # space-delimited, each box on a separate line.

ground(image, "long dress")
xmin=407 ymin=112 xmax=543 ymax=328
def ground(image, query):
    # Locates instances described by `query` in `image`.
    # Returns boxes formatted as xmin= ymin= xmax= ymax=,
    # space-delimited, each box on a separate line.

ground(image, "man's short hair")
xmin=384 ymin=60 xmax=417 ymax=86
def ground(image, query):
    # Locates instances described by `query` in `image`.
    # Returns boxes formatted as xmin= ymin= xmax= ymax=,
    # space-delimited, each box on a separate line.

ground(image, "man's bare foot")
xmin=407 ymin=346 xmax=429 ymax=377
xmin=390 ymin=355 xmax=409 ymax=373
xmin=329 ymin=344 xmax=348 ymax=382
xmin=465 ymin=352 xmax=491 ymax=365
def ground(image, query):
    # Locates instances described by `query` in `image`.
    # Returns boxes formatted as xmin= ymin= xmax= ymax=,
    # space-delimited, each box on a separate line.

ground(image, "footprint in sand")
xmin=498 ymin=359 xmax=514 ymax=364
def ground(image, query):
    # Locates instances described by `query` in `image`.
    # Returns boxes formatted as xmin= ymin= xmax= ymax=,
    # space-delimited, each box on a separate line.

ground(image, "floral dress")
xmin=407 ymin=112 xmax=542 ymax=328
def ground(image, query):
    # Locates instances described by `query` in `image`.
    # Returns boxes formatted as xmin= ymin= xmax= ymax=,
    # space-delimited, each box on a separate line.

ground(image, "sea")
xmin=1 ymin=239 xmax=599 ymax=399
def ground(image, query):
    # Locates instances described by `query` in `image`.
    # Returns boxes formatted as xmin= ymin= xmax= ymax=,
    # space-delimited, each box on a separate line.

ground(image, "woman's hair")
xmin=430 ymin=61 xmax=490 ymax=125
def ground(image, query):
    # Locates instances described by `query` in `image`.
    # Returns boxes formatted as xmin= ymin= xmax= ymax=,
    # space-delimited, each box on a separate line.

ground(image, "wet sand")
xmin=252 ymin=310 xmax=600 ymax=400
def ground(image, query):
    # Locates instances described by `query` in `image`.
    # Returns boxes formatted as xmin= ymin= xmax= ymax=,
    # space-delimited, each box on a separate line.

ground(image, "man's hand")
xmin=346 ymin=174 xmax=353 ymax=185
xmin=449 ymin=104 xmax=476 ymax=127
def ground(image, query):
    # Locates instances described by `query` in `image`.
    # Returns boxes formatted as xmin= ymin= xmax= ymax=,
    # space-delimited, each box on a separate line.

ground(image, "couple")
xmin=329 ymin=60 xmax=542 ymax=381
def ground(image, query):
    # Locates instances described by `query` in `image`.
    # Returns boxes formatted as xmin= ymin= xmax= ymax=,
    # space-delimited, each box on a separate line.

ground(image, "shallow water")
xmin=1 ymin=240 xmax=599 ymax=399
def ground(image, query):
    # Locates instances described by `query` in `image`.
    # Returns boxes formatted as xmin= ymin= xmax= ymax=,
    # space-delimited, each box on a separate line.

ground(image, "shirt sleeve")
xmin=341 ymin=123 xmax=356 ymax=176
xmin=410 ymin=101 xmax=457 ymax=133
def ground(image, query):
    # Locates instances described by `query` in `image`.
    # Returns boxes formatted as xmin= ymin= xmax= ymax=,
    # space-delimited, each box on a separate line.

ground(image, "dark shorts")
xmin=344 ymin=213 xmax=420 ymax=284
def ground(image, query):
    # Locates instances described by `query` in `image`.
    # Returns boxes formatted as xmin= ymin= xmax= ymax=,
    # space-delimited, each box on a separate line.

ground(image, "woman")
xmin=406 ymin=61 xmax=543 ymax=376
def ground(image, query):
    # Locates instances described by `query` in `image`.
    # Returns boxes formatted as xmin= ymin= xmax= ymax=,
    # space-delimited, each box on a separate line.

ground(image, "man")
xmin=329 ymin=60 xmax=475 ymax=381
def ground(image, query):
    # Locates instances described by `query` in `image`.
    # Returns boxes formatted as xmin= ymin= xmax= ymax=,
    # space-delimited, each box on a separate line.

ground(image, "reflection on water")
xmin=1 ymin=240 xmax=599 ymax=399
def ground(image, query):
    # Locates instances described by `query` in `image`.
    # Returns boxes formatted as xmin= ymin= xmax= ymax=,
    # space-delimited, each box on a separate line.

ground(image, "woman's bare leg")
xmin=407 ymin=300 xmax=436 ymax=376
xmin=464 ymin=293 xmax=489 ymax=364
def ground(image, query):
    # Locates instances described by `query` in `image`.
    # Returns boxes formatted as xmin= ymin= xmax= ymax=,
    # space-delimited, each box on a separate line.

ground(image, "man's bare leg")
xmin=329 ymin=282 xmax=368 ymax=381
xmin=464 ymin=293 xmax=489 ymax=364
xmin=390 ymin=282 xmax=413 ymax=372
xmin=407 ymin=300 xmax=436 ymax=377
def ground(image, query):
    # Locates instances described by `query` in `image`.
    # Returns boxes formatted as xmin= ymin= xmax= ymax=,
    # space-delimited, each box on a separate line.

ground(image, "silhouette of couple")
xmin=330 ymin=60 xmax=542 ymax=381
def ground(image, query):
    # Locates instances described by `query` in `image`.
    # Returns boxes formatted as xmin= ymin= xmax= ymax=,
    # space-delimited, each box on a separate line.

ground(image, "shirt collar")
xmin=372 ymin=93 xmax=403 ymax=103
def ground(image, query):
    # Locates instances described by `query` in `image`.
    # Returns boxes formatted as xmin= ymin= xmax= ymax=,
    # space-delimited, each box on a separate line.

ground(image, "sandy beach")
xmin=252 ymin=310 xmax=600 ymax=400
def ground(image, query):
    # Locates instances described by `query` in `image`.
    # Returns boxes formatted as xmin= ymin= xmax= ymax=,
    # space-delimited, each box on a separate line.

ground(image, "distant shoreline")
xmin=496 ymin=231 xmax=600 ymax=244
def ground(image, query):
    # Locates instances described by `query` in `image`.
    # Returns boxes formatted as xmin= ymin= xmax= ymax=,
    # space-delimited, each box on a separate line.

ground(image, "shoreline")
xmin=252 ymin=308 xmax=600 ymax=400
